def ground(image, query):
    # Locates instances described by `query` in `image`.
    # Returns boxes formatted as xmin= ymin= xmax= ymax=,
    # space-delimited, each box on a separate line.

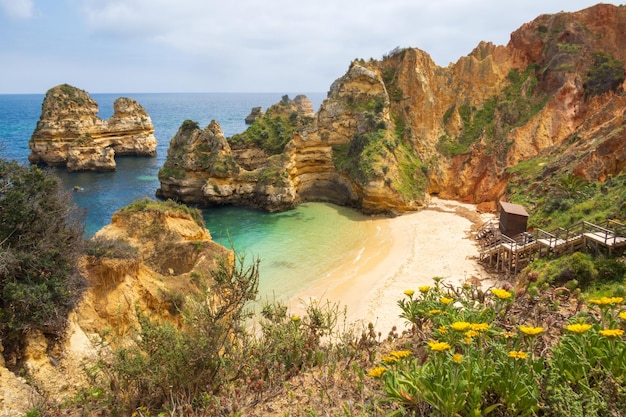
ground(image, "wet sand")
xmin=288 ymin=198 xmax=496 ymax=334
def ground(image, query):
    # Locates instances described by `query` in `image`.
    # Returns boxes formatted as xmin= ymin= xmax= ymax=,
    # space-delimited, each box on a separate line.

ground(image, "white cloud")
xmin=0 ymin=0 xmax=34 ymax=19
xmin=0 ymin=0 xmax=622 ymax=93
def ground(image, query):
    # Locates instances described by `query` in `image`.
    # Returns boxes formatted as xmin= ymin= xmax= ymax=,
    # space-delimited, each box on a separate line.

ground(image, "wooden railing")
xmin=477 ymin=219 xmax=626 ymax=274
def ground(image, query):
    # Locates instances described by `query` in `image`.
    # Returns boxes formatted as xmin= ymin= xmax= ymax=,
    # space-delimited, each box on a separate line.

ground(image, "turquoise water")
xmin=0 ymin=92 xmax=377 ymax=303
xmin=204 ymin=202 xmax=373 ymax=302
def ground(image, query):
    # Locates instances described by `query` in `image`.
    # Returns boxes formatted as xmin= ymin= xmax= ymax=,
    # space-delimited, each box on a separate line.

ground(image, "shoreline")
xmin=287 ymin=198 xmax=497 ymax=334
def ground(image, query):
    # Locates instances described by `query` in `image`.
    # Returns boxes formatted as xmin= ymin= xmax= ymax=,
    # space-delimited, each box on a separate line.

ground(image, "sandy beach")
xmin=288 ymin=198 xmax=497 ymax=335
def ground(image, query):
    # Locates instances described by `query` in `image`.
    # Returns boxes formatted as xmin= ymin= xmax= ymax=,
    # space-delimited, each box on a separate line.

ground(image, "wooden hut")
xmin=499 ymin=201 xmax=529 ymax=238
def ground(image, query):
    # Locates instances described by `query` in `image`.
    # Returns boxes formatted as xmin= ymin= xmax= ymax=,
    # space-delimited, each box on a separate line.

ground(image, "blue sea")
xmin=0 ymin=92 xmax=375 ymax=304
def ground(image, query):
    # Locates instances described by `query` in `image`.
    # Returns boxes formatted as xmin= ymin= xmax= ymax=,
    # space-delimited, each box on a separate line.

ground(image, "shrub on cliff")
xmin=585 ymin=51 xmax=625 ymax=98
xmin=0 ymin=159 xmax=85 ymax=355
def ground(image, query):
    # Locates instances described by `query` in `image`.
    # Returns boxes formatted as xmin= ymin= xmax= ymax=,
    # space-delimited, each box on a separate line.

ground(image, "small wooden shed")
xmin=498 ymin=201 xmax=529 ymax=238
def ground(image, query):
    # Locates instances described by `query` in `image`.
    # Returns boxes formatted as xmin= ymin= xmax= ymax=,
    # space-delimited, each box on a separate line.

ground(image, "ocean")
xmin=0 ymin=92 xmax=375 ymax=304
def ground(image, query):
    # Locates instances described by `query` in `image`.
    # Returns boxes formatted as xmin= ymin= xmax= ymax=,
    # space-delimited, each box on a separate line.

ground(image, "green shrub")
xmin=528 ymin=252 xmax=598 ymax=289
xmin=585 ymin=51 xmax=625 ymax=97
xmin=85 ymin=236 xmax=137 ymax=259
xmin=0 ymin=159 xmax=85 ymax=354
xmin=100 ymin=253 xmax=260 ymax=412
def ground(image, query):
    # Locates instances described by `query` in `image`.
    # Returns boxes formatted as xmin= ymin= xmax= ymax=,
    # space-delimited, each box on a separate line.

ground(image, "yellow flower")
xmin=565 ymin=323 xmax=592 ymax=334
xmin=292 ymin=315 xmax=300 ymax=322
xmin=404 ymin=289 xmax=415 ymax=297
xmin=450 ymin=321 xmax=471 ymax=331
xmin=381 ymin=355 xmax=398 ymax=364
xmin=599 ymin=329 xmax=625 ymax=338
xmin=508 ymin=350 xmax=528 ymax=360
xmin=465 ymin=330 xmax=479 ymax=338
xmin=519 ymin=325 xmax=544 ymax=336
xmin=440 ymin=297 xmax=454 ymax=305
xmin=427 ymin=340 xmax=451 ymax=352
xmin=438 ymin=326 xmax=448 ymax=335
xmin=463 ymin=337 xmax=473 ymax=344
xmin=452 ymin=353 xmax=463 ymax=363
xmin=470 ymin=323 xmax=489 ymax=332
xmin=368 ymin=366 xmax=387 ymax=378
xmin=588 ymin=296 xmax=624 ymax=306
xmin=491 ymin=288 xmax=513 ymax=300
xmin=391 ymin=350 xmax=411 ymax=359
xmin=619 ymin=311 xmax=626 ymax=321
xmin=419 ymin=285 xmax=431 ymax=293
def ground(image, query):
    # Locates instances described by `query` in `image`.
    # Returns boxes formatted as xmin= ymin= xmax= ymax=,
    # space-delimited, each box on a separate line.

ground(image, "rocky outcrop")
xmin=28 ymin=84 xmax=157 ymax=171
xmin=245 ymin=106 xmax=263 ymax=124
xmin=0 ymin=200 xmax=231 ymax=414
xmin=158 ymin=96 xmax=313 ymax=212
xmin=158 ymin=4 xmax=626 ymax=214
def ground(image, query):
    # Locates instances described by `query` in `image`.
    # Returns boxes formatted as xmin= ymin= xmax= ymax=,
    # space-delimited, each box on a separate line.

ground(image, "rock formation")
xmin=157 ymin=4 xmax=626 ymax=215
xmin=0 ymin=200 xmax=231 ymax=415
xmin=28 ymin=84 xmax=157 ymax=171
xmin=245 ymin=106 xmax=263 ymax=124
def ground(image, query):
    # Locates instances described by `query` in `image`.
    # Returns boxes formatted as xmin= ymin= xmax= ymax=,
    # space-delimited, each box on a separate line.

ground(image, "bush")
xmin=529 ymin=252 xmax=598 ymax=289
xmin=0 ymin=159 xmax=86 ymax=354
xmin=85 ymin=236 xmax=138 ymax=259
xmin=585 ymin=51 xmax=625 ymax=97
xmin=100 ymin=253 xmax=260 ymax=412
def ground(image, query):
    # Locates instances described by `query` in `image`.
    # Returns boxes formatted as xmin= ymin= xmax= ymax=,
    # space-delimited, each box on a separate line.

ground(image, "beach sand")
xmin=288 ymin=198 xmax=497 ymax=335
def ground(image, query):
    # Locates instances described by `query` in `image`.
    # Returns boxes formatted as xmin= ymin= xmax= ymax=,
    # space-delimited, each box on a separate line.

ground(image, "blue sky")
xmin=0 ymin=1 xmax=622 ymax=94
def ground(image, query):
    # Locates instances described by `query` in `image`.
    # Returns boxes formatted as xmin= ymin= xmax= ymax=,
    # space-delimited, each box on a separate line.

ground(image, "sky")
xmin=0 ymin=1 xmax=622 ymax=94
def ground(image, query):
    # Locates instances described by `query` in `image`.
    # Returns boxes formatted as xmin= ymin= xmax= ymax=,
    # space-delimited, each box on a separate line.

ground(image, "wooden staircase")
xmin=477 ymin=219 xmax=626 ymax=275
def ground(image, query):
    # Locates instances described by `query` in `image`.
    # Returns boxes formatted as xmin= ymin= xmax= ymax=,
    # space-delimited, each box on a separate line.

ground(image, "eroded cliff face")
xmin=0 ymin=201 xmax=231 ymax=414
xmin=29 ymin=84 xmax=157 ymax=171
xmin=158 ymin=4 xmax=626 ymax=214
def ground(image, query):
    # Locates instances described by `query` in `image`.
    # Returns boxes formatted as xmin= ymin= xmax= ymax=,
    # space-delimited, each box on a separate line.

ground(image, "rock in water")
xmin=28 ymin=84 xmax=157 ymax=172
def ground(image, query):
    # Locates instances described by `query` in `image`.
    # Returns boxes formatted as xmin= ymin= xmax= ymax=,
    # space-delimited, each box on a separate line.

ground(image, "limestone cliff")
xmin=158 ymin=96 xmax=315 ymax=211
xmin=158 ymin=4 xmax=626 ymax=214
xmin=0 ymin=200 xmax=230 ymax=415
xmin=28 ymin=84 xmax=157 ymax=171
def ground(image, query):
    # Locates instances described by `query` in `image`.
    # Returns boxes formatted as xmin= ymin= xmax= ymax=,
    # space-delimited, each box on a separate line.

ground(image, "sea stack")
xmin=28 ymin=84 xmax=157 ymax=171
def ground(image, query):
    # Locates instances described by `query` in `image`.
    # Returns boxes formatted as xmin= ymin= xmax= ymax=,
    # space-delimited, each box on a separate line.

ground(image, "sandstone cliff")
xmin=157 ymin=4 xmax=626 ymax=215
xmin=0 ymin=199 xmax=230 ymax=415
xmin=28 ymin=84 xmax=157 ymax=171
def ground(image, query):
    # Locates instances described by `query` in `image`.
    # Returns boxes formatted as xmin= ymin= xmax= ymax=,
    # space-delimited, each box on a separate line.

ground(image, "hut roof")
xmin=499 ymin=201 xmax=529 ymax=217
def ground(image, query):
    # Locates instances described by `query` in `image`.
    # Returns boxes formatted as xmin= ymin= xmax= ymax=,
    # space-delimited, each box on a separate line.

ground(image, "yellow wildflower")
xmin=450 ymin=321 xmax=471 ymax=331
xmin=368 ymin=366 xmax=387 ymax=378
xmin=419 ymin=285 xmax=431 ymax=293
xmin=381 ymin=355 xmax=398 ymax=364
xmin=440 ymin=297 xmax=454 ymax=305
xmin=429 ymin=309 xmax=442 ymax=315
xmin=565 ymin=323 xmax=592 ymax=334
xmin=427 ymin=340 xmax=451 ymax=352
xmin=465 ymin=330 xmax=479 ymax=338
xmin=391 ymin=350 xmax=411 ymax=359
xmin=291 ymin=315 xmax=300 ymax=322
xmin=619 ymin=311 xmax=626 ymax=321
xmin=404 ymin=289 xmax=415 ymax=297
xmin=438 ymin=326 xmax=448 ymax=335
xmin=491 ymin=288 xmax=513 ymax=300
xmin=599 ymin=329 xmax=624 ymax=338
xmin=452 ymin=353 xmax=463 ymax=363
xmin=519 ymin=325 xmax=544 ymax=336
xmin=463 ymin=337 xmax=473 ymax=344
xmin=470 ymin=323 xmax=489 ymax=332
xmin=588 ymin=296 xmax=624 ymax=306
xmin=508 ymin=350 xmax=528 ymax=360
